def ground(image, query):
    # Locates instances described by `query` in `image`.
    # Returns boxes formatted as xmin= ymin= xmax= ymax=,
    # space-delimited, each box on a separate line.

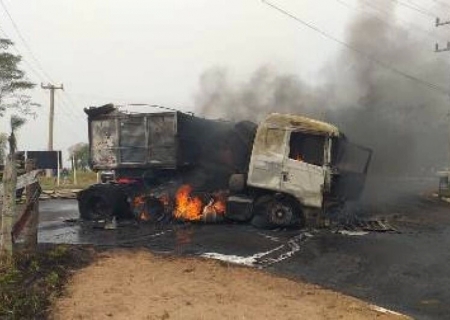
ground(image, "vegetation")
xmin=0 ymin=37 xmax=38 ymax=161
xmin=38 ymin=170 xmax=98 ymax=190
xmin=0 ymin=245 xmax=95 ymax=319
xmin=68 ymin=143 xmax=89 ymax=171
xmin=0 ymin=38 xmax=37 ymax=117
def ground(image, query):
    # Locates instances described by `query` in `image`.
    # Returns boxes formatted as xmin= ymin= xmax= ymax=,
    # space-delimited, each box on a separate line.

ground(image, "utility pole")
xmin=41 ymin=83 xmax=63 ymax=151
xmin=41 ymin=83 xmax=63 ymax=177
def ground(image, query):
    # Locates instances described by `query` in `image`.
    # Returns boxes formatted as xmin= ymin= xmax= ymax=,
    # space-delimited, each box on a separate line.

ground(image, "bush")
xmin=0 ymin=245 xmax=94 ymax=319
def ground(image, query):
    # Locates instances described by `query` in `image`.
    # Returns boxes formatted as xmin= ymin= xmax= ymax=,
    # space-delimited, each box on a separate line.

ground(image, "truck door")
xmin=332 ymin=140 xmax=372 ymax=200
xmin=247 ymin=127 xmax=286 ymax=191
xmin=280 ymin=131 xmax=326 ymax=208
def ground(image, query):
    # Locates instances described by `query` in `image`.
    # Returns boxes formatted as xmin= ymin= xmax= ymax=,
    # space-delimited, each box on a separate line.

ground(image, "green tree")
xmin=68 ymin=142 xmax=89 ymax=170
xmin=0 ymin=38 xmax=36 ymax=116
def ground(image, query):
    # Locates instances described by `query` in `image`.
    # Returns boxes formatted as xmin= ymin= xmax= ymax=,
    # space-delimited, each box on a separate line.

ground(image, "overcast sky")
xmin=0 ymin=0 xmax=444 ymax=159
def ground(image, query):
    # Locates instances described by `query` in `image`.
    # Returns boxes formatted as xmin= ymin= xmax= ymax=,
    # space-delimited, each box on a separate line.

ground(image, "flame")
xmin=133 ymin=186 xmax=227 ymax=222
xmin=295 ymin=154 xmax=303 ymax=161
xmin=133 ymin=195 xmax=150 ymax=221
xmin=139 ymin=210 xmax=150 ymax=221
xmin=211 ymin=191 xmax=226 ymax=215
xmin=174 ymin=185 xmax=203 ymax=221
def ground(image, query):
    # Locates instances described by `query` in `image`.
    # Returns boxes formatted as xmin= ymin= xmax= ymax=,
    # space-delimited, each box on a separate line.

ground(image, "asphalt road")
xmin=38 ymin=187 xmax=450 ymax=320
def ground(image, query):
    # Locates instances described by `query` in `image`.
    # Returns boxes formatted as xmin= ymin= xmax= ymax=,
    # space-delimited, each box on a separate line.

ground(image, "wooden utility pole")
xmin=41 ymin=83 xmax=63 ymax=152
xmin=41 ymin=83 xmax=63 ymax=177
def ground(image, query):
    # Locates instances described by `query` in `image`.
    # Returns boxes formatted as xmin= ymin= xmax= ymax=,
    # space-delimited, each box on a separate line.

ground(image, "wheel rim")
xmin=269 ymin=202 xmax=294 ymax=226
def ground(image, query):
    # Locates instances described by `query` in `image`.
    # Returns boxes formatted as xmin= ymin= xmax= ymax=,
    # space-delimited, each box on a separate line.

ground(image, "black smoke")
xmin=194 ymin=1 xmax=450 ymax=179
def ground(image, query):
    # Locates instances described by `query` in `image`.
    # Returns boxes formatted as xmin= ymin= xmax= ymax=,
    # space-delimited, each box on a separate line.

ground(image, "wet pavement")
xmin=39 ymin=194 xmax=450 ymax=320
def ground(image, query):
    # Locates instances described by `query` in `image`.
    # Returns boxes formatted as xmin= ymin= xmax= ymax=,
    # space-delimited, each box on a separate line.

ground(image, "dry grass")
xmin=39 ymin=171 xmax=98 ymax=191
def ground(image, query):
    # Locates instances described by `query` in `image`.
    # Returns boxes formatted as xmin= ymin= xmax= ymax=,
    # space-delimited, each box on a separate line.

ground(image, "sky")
xmin=0 ymin=0 xmax=447 ymax=161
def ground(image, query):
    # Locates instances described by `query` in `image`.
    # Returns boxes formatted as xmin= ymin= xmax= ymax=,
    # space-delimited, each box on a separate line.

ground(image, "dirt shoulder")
xmin=52 ymin=250 xmax=409 ymax=320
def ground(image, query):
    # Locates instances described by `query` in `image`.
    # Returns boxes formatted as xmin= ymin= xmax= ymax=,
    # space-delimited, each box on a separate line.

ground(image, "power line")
xmin=335 ymin=0 xmax=448 ymax=55
xmin=0 ymin=25 xmax=84 ymax=139
xmin=261 ymin=0 xmax=449 ymax=96
xmin=429 ymin=0 xmax=450 ymax=10
xmin=388 ymin=0 xmax=436 ymax=18
xmin=0 ymin=0 xmax=54 ymax=83
xmin=404 ymin=0 xmax=440 ymax=17
xmin=0 ymin=3 xmax=86 ymax=136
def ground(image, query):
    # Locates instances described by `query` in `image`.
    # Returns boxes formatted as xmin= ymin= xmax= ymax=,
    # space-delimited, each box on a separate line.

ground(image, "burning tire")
xmin=78 ymin=184 xmax=131 ymax=221
xmin=251 ymin=195 xmax=304 ymax=229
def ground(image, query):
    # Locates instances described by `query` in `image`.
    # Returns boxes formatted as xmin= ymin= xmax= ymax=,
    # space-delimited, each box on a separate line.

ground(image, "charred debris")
xmin=77 ymin=103 xmax=373 ymax=229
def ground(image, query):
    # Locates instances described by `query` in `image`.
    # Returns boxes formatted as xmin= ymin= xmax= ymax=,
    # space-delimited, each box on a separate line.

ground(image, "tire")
xmin=145 ymin=197 xmax=167 ymax=222
xmin=78 ymin=184 xmax=130 ymax=221
xmin=251 ymin=195 xmax=304 ymax=229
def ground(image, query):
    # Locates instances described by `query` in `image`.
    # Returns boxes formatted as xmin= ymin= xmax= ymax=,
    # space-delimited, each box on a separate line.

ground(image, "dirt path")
xmin=51 ymin=250 xmax=409 ymax=320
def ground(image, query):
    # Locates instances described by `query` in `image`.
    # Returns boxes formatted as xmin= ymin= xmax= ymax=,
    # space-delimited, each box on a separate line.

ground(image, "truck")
xmin=77 ymin=104 xmax=372 ymax=228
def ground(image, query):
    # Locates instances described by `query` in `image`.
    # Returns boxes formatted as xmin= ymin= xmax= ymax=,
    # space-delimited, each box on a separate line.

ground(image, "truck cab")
xmin=227 ymin=113 xmax=372 ymax=228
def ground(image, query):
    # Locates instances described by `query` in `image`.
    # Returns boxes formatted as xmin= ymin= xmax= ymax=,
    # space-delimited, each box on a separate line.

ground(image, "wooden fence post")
xmin=0 ymin=153 xmax=17 ymax=258
xmin=24 ymin=159 xmax=38 ymax=249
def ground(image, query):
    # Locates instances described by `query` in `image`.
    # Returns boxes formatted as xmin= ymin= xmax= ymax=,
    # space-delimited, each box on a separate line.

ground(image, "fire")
xmin=173 ymin=185 xmax=227 ymax=222
xmin=174 ymin=185 xmax=203 ymax=221
xmin=133 ymin=195 xmax=150 ymax=221
xmin=133 ymin=185 xmax=227 ymax=222
xmin=211 ymin=191 xmax=227 ymax=215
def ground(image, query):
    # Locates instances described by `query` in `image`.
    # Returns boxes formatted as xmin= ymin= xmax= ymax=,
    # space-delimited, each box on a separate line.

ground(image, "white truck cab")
xmin=234 ymin=113 xmax=372 ymax=228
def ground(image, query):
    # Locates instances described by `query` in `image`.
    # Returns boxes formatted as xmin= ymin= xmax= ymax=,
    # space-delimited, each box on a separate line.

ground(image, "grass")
xmin=0 ymin=245 xmax=95 ymax=319
xmin=38 ymin=171 xmax=98 ymax=191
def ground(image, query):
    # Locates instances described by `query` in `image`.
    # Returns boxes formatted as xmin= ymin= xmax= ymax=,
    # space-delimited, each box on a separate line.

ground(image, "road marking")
xmin=257 ymin=232 xmax=281 ymax=242
xmin=338 ymin=230 xmax=369 ymax=236
xmin=369 ymin=305 xmax=409 ymax=318
xmin=201 ymin=233 xmax=308 ymax=267
xmin=201 ymin=244 xmax=285 ymax=267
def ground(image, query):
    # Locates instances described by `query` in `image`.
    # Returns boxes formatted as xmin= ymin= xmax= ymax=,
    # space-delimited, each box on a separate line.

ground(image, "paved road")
xmin=39 ymin=192 xmax=450 ymax=320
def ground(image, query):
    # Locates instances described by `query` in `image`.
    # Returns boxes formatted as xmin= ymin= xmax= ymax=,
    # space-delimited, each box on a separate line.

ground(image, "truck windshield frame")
xmin=288 ymin=131 xmax=326 ymax=167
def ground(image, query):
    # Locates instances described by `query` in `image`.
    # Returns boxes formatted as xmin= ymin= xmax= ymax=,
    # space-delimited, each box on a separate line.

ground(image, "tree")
xmin=68 ymin=142 xmax=89 ymax=170
xmin=0 ymin=38 xmax=37 ymax=117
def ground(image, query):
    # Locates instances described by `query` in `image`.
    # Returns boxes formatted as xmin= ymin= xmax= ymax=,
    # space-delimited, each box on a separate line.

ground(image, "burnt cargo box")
xmin=86 ymin=105 xmax=251 ymax=173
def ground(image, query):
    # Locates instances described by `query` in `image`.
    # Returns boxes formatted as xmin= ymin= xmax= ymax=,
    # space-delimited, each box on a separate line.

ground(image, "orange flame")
xmin=174 ymin=185 xmax=203 ymax=221
xmin=133 ymin=195 xmax=150 ymax=221
xmin=211 ymin=192 xmax=226 ymax=215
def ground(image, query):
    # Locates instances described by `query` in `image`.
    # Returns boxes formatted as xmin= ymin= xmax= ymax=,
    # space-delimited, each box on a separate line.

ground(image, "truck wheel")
xmin=251 ymin=196 xmax=304 ymax=229
xmin=78 ymin=184 xmax=130 ymax=221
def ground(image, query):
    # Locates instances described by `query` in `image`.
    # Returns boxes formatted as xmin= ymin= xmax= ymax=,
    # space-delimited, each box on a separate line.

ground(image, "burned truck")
xmin=77 ymin=104 xmax=372 ymax=228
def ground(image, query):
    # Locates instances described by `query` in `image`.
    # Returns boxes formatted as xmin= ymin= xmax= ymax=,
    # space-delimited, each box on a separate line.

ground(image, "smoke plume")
xmin=194 ymin=1 xmax=450 ymax=180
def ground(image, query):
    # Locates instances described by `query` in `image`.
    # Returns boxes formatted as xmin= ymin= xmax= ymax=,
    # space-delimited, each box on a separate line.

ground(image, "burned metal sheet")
xmin=119 ymin=117 xmax=146 ymax=163
xmin=264 ymin=113 xmax=340 ymax=137
xmin=91 ymin=119 xmax=118 ymax=167
xmin=148 ymin=114 xmax=176 ymax=165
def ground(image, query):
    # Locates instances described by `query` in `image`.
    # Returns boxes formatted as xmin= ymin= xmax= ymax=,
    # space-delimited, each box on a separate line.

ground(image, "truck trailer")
xmin=77 ymin=104 xmax=372 ymax=228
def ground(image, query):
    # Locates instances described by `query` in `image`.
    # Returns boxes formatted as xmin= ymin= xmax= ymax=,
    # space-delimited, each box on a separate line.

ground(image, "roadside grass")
xmin=0 ymin=245 xmax=95 ymax=319
xmin=39 ymin=171 xmax=98 ymax=191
